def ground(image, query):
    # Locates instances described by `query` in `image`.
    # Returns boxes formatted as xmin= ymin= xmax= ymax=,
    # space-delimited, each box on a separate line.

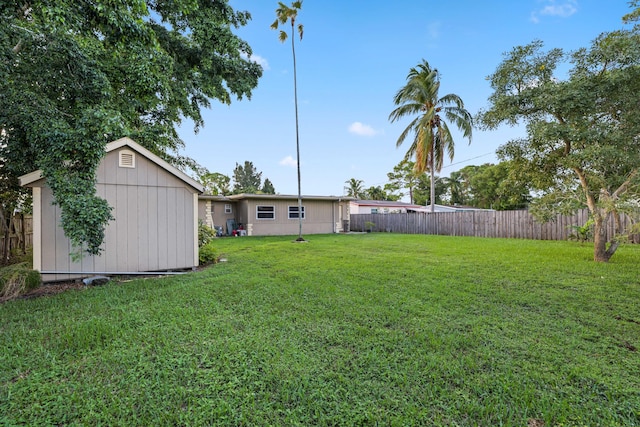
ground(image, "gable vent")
xmin=119 ymin=149 xmax=135 ymax=168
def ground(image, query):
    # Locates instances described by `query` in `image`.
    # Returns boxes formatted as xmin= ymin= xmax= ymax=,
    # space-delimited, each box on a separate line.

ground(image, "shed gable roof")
xmin=19 ymin=137 xmax=204 ymax=193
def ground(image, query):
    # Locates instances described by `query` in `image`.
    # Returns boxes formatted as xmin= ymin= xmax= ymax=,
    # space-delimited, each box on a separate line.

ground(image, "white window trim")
xmin=256 ymin=205 xmax=275 ymax=220
xmin=288 ymin=205 xmax=306 ymax=220
xmin=224 ymin=204 xmax=232 ymax=214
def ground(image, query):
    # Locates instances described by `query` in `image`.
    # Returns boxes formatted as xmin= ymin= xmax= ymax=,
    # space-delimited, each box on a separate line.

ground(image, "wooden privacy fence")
xmin=350 ymin=209 xmax=639 ymax=243
xmin=1 ymin=214 xmax=33 ymax=263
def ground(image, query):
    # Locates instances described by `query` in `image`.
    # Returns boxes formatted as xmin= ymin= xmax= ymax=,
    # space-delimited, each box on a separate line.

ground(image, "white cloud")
xmin=240 ymin=52 xmax=270 ymax=70
xmin=531 ymin=0 xmax=578 ymax=23
xmin=250 ymin=54 xmax=270 ymax=71
xmin=348 ymin=122 xmax=379 ymax=137
xmin=279 ymin=155 xmax=297 ymax=167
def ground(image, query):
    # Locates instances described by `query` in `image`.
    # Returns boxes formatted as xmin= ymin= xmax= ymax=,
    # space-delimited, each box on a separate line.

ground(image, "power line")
xmin=352 ymin=152 xmax=497 ymax=190
xmin=441 ymin=152 xmax=495 ymax=169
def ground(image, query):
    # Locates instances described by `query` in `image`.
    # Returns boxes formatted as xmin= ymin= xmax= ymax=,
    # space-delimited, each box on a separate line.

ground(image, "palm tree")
xmin=271 ymin=1 xmax=304 ymax=241
xmin=389 ymin=60 xmax=473 ymax=212
xmin=444 ymin=170 xmax=465 ymax=205
xmin=344 ymin=178 xmax=364 ymax=199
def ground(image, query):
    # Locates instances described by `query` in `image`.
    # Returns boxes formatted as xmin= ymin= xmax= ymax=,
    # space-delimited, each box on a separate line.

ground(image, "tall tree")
xmin=389 ymin=60 xmax=473 ymax=212
xmin=479 ymin=24 xmax=640 ymax=261
xmin=0 ymin=0 xmax=262 ymax=256
xmin=196 ymin=169 xmax=231 ymax=196
xmin=464 ymin=163 xmax=531 ymax=210
xmin=385 ymin=159 xmax=420 ymax=204
xmin=413 ymin=174 xmax=447 ymax=206
xmin=271 ymin=1 xmax=304 ymax=241
xmin=261 ymin=178 xmax=276 ymax=194
xmin=344 ymin=178 xmax=365 ymax=199
xmin=233 ymin=161 xmax=263 ymax=194
xmin=443 ymin=170 xmax=466 ymax=205
xmin=364 ymin=186 xmax=395 ymax=201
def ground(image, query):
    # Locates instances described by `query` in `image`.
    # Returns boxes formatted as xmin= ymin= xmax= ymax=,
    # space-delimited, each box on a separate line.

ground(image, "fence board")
xmin=350 ymin=209 xmax=638 ymax=243
xmin=1 ymin=214 xmax=33 ymax=262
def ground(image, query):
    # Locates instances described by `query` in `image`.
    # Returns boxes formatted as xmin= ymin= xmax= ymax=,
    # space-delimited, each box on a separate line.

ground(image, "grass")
xmin=1 ymin=234 xmax=639 ymax=426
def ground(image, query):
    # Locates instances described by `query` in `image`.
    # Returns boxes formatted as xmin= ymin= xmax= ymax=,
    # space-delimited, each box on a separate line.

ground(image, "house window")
xmin=371 ymin=208 xmax=378 ymax=214
xmin=256 ymin=205 xmax=275 ymax=220
xmin=119 ymin=149 xmax=135 ymax=168
xmin=225 ymin=204 xmax=232 ymax=214
xmin=288 ymin=205 xmax=305 ymax=219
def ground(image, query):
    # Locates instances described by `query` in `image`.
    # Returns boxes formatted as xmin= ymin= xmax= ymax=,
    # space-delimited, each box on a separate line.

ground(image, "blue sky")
xmin=178 ymin=0 xmax=633 ymax=198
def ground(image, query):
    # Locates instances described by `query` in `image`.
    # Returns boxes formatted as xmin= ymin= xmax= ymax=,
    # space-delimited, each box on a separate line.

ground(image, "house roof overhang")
xmin=198 ymin=194 xmax=355 ymax=202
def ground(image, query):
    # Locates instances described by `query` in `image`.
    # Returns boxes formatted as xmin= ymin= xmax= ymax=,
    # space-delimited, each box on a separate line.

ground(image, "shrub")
xmin=198 ymin=220 xmax=216 ymax=247
xmin=199 ymin=242 xmax=219 ymax=265
xmin=0 ymin=262 xmax=41 ymax=300
xmin=568 ymin=218 xmax=594 ymax=242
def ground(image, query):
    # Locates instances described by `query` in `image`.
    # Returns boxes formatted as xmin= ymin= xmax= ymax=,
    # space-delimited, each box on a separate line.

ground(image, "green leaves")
xmin=480 ymin=14 xmax=640 ymax=260
xmin=2 ymin=0 xmax=262 ymax=257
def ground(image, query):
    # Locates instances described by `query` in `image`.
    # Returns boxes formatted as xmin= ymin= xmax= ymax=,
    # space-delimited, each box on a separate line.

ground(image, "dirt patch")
xmin=0 ymin=281 xmax=86 ymax=303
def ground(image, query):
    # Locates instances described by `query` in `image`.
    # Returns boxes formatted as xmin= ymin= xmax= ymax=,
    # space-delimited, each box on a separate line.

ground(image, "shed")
xmin=19 ymin=137 xmax=204 ymax=282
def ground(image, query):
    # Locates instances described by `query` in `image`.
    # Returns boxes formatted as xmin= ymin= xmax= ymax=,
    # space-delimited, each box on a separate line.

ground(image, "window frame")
xmin=288 ymin=205 xmax=306 ymax=220
xmin=224 ymin=204 xmax=232 ymax=214
xmin=256 ymin=205 xmax=275 ymax=220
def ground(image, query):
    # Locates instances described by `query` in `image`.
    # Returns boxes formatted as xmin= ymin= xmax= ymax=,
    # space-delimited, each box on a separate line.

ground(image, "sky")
xmin=178 ymin=0 xmax=634 ymax=198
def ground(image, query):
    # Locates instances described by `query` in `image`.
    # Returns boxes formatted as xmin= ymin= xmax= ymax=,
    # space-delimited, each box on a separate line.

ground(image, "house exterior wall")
xmin=349 ymin=201 xmax=421 ymax=214
xmin=242 ymin=199 xmax=339 ymax=236
xmin=33 ymin=148 xmax=199 ymax=282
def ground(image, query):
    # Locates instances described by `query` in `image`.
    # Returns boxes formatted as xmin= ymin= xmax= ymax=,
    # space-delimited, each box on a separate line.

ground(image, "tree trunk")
xmin=429 ymin=155 xmax=435 ymax=213
xmin=291 ymin=21 xmax=304 ymax=241
xmin=593 ymin=216 xmax=610 ymax=262
xmin=592 ymin=212 xmax=619 ymax=262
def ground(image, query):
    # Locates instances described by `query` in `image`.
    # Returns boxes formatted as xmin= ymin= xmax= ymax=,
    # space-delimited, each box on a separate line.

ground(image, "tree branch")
xmin=612 ymin=168 xmax=639 ymax=199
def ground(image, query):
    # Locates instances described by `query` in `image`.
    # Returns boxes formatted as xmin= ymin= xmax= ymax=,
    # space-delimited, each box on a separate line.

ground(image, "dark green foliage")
xmin=196 ymin=170 xmax=231 ymax=195
xmin=344 ymin=178 xmax=365 ymax=198
xmin=232 ymin=161 xmax=263 ymax=194
xmin=198 ymin=241 xmax=219 ymax=265
xmin=385 ymin=159 xmax=421 ymax=203
xmin=413 ymin=173 xmax=447 ymax=206
xmin=451 ymin=162 xmax=531 ymax=210
xmin=198 ymin=220 xmax=216 ymax=247
xmin=364 ymin=185 xmax=397 ymax=201
xmin=478 ymin=17 xmax=640 ymax=260
xmin=1 ymin=0 xmax=262 ymax=256
xmin=261 ymin=178 xmax=276 ymax=194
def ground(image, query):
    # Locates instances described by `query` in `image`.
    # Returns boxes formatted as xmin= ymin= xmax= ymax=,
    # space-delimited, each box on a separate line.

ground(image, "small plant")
xmin=198 ymin=220 xmax=216 ymax=247
xmin=568 ymin=218 xmax=594 ymax=242
xmin=198 ymin=242 xmax=219 ymax=265
xmin=365 ymin=221 xmax=376 ymax=232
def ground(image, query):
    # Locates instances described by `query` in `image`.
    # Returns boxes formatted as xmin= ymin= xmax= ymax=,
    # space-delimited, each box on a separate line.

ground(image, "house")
xmin=198 ymin=194 xmax=353 ymax=236
xmin=349 ymin=199 xmax=424 ymax=214
xmin=19 ymin=137 xmax=204 ymax=282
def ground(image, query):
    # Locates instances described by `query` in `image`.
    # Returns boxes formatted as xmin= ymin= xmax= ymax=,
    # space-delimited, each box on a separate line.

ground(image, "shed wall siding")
xmin=39 ymin=148 xmax=197 ymax=282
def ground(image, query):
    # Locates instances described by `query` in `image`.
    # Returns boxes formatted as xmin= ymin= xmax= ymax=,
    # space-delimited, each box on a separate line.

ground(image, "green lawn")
xmin=1 ymin=234 xmax=639 ymax=426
